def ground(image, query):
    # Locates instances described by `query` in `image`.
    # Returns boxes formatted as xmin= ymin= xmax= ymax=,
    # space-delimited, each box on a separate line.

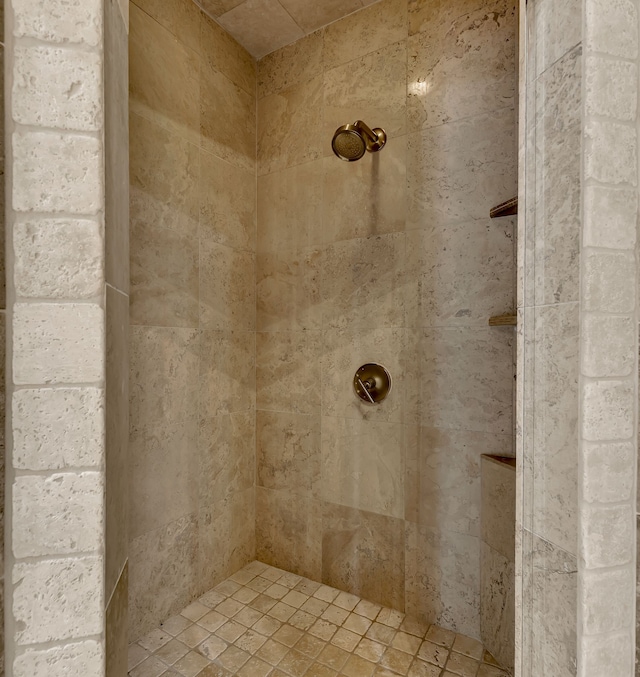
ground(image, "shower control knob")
xmin=353 ymin=363 xmax=392 ymax=405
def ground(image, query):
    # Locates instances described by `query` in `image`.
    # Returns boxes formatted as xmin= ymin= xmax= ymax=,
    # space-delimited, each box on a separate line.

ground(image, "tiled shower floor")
xmin=128 ymin=561 xmax=509 ymax=677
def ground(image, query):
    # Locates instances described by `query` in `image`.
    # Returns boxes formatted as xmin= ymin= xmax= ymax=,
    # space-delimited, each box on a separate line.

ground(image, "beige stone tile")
xmin=106 ymin=565 xmax=128 ymax=677
xmin=583 ymin=185 xmax=637 ymax=250
xmin=278 ymin=649 xmax=313 ymax=676
xmin=342 ymin=654 xmax=376 ymax=677
xmin=155 ymin=638 xmax=189 ymax=665
xmin=321 ymin=605 xmax=350 ymax=625
xmin=253 ymin=615 xmax=282 ymax=636
xmin=258 ymin=75 xmax=323 ymax=175
xmin=324 ymin=41 xmax=407 ymax=154
xmin=282 ymin=0 xmax=361 ymax=34
xmin=181 ymin=602 xmax=209 ymax=622
xmin=129 ymin=327 xmax=199 ymax=540
xmin=445 ymin=651 xmax=479 ymax=676
xmin=282 ymin=590 xmax=309 ymax=608
xmin=392 ymin=631 xmax=422 ymax=654
xmin=417 ymin=327 xmax=513 ymax=435
xmin=216 ymin=619 xmax=246 ymax=643
xmin=313 ymin=585 xmax=340 ymax=603
xmin=257 ymin=248 xmax=323 ymax=332
xmin=201 ymin=12 xmax=256 ymax=94
xmin=355 ymin=600 xmax=382 ymax=621
xmin=236 ymin=629 xmax=269 ymax=654
xmin=269 ymin=601 xmax=298 ymax=622
xmin=13 ymin=0 xmax=102 ymax=45
xmin=217 ymin=0 xmax=304 ymax=59
xmin=585 ymin=0 xmax=639 ymax=59
xmin=232 ymin=587 xmax=260 ymax=605
xmin=476 ymin=665 xmax=510 ymax=677
xmin=321 ymin=233 xmax=405 ymax=331
xmin=399 ymin=617 xmax=429 ymax=638
xmin=355 ymin=637 xmax=386 ymax=661
xmin=256 ymin=332 xmax=321 ymax=414
xmin=199 ymin=149 xmax=256 ymax=253
xmin=452 ymin=635 xmax=483 ymax=661
xmin=258 ymin=31 xmax=323 ymax=99
xmin=303 ymin=597 xmax=330 ymax=617
xmin=129 ymin=643 xmax=150 ymax=670
xmin=237 ymin=656 xmax=272 ymax=677
xmin=198 ymin=610 xmax=226 ymax=633
xmin=406 ymin=659 xmax=442 ymax=677
xmin=309 ymin=619 xmax=338 ymax=641
xmin=139 ymin=629 xmax=172 ymax=653
xmin=344 ymin=613 xmax=373 ymax=635
xmin=199 ymin=330 xmax=255 ymax=416
xmin=130 ymin=4 xmax=199 ymax=143
xmin=381 ymin=647 xmax=413 ymax=674
xmin=424 ymin=626 xmax=455 ymax=649
xmin=216 ymin=598 xmax=245 ymax=617
xmin=323 ymin=503 xmax=405 ymax=610
xmin=405 ymin=523 xmax=479 ymax=639
xmin=322 ymin=0 xmax=406 ymax=70
xmin=377 ymin=608 xmax=404 ymax=628
xmin=306 ymin=663 xmax=339 ymax=677
xmin=295 ymin=633 xmax=325 ymax=658
xmin=321 ymin=135 xmax=407 ymax=244
xmin=257 ymin=159 xmax=322 ymax=254
xmin=199 ymin=241 xmax=255 ymax=331
xmin=265 ymin=583 xmax=290 ymax=600
xmin=256 ymin=487 xmax=322 ymax=581
xmin=480 ymin=456 xmax=516 ymax=559
xmin=256 ymin=637 xmax=289 ymax=664
xmin=417 ymin=640 xmax=448 ymax=667
xmin=200 ymin=66 xmax=256 ymax=171
xmin=176 ymin=623 xmax=209 ymax=648
xmin=331 ymin=627 xmax=361 ymax=652
xmin=133 ymin=0 xmax=201 ymax=50
xmin=321 ymin=417 xmax=406 ymax=518
xmin=234 ymin=605 xmax=263 ymax=626
xmin=130 ymin=656 xmax=166 ymax=677
xmin=407 ymin=108 xmax=516 ymax=231
xmin=194 ymin=0 xmax=245 ymax=19
xmin=407 ymin=0 xmax=515 ymax=132
xmin=316 ymin=643 xmax=350 ymax=671
xmin=289 ymin=609 xmax=316 ymax=632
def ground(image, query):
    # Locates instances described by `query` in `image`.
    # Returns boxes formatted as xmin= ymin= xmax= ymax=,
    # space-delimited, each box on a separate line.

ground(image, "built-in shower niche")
xmin=480 ymin=455 xmax=516 ymax=674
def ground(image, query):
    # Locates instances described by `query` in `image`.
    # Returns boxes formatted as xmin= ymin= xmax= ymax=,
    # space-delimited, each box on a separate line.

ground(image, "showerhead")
xmin=331 ymin=120 xmax=387 ymax=162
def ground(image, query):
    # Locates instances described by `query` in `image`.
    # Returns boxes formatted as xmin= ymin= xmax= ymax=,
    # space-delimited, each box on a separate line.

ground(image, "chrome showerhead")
xmin=331 ymin=120 xmax=387 ymax=162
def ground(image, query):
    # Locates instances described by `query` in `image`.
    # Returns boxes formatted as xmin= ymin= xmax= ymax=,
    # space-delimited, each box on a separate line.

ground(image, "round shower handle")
xmin=353 ymin=363 xmax=392 ymax=405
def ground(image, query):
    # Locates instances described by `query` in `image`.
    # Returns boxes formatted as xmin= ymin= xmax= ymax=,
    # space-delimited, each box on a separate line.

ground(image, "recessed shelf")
xmin=490 ymin=196 xmax=518 ymax=218
xmin=489 ymin=314 xmax=517 ymax=326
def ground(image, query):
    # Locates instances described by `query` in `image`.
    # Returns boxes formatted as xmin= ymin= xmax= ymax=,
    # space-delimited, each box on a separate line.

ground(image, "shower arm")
xmin=354 ymin=120 xmax=386 ymax=152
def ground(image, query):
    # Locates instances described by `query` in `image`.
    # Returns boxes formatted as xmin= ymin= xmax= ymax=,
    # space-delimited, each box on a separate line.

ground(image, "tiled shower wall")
xmin=519 ymin=0 xmax=640 ymax=675
xmin=128 ymin=0 xmax=257 ymax=641
xmin=255 ymin=0 xmax=517 ymax=640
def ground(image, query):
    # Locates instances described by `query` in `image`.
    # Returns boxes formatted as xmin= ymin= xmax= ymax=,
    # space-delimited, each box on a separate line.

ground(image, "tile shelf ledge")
xmin=488 ymin=313 xmax=517 ymax=326
xmin=490 ymin=196 xmax=518 ymax=218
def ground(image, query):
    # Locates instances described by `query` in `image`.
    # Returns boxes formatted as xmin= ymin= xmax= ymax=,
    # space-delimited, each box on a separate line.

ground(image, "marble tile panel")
xmin=408 ymin=0 xmax=487 ymax=37
xmin=105 ymin=0 xmax=129 ymax=294
xmin=480 ymin=543 xmax=514 ymax=673
xmin=321 ymin=417 xmax=406 ymax=518
xmin=581 ymin=567 xmax=635 ymax=637
xmin=407 ymin=108 xmax=516 ymax=230
xmin=129 ymin=514 xmax=198 ymax=642
xmin=130 ymin=4 xmax=200 ymax=143
xmin=199 ymin=329 xmax=255 ymax=416
xmin=583 ymin=250 xmax=635 ymax=314
xmin=258 ymin=75 xmax=323 ymax=175
xmin=14 ymin=641 xmax=104 ymax=677
xmin=256 ymin=487 xmax=322 ymax=581
xmin=521 ymin=531 xmax=577 ymax=677
xmin=129 ymin=112 xmax=199 ymax=327
xmin=197 ymin=488 xmax=256 ymax=592
xmin=585 ymin=56 xmax=638 ymax=122
xmin=581 ymin=315 xmax=635 ymax=378
xmin=322 ymin=502 xmax=405 ymax=610
xmin=257 ymin=248 xmax=322 ymax=332
xmin=405 ymin=427 xmax=512 ymax=538
xmin=529 ymin=0 xmax=582 ymax=77
xmin=199 ymin=411 xmax=255 ymax=506
xmin=324 ymin=41 xmax=407 ymax=156
xmin=580 ymin=631 xmax=633 ymax=677
xmin=529 ymin=302 xmax=579 ymax=556
xmin=106 ymin=563 xmax=128 ymax=677
xmin=407 ymin=0 xmax=516 ymax=132
xmin=258 ymin=31 xmax=323 ymax=99
xmin=583 ymin=441 xmax=634 ymax=505
xmin=257 ymin=411 xmax=321 ymax=493
xmin=200 ymin=66 xmax=256 ymax=171
xmin=321 ymin=233 xmax=405 ymax=331
xmin=404 ymin=218 xmax=515 ymax=328
xmin=323 ymin=0 xmax=407 ymax=70
xmin=321 ymin=327 xmax=408 ymax=424
xmin=106 ymin=286 xmax=129 ymax=594
xmin=583 ymin=185 xmax=637 ymax=251
xmin=129 ymin=326 xmax=199 ymax=540
xmin=199 ymin=241 xmax=255 ymax=331
xmin=257 ymin=159 xmax=322 ymax=253
xmin=193 ymin=0 xmax=245 ymax=19
xmin=582 ymin=378 xmax=634 ymax=442
xmin=585 ymin=119 xmax=638 ymax=186
xmin=480 ymin=456 xmax=515 ymax=560
xmin=201 ymin=12 xmax=256 ymax=95
xmin=417 ymin=326 xmax=513 ymax=435
xmin=200 ymin=149 xmax=256 ymax=253
xmin=256 ymin=331 xmax=321 ymax=415
xmin=132 ymin=0 xmax=202 ymax=51
xmin=321 ymin=135 xmax=407 ymax=244
xmin=581 ymin=503 xmax=634 ymax=569
xmin=281 ymin=0 xmax=361 ymax=35
xmin=216 ymin=0 xmax=305 ymax=59
xmin=532 ymin=45 xmax=581 ymax=305
xmin=585 ymin=0 xmax=639 ymax=59
xmin=405 ymin=522 xmax=479 ymax=639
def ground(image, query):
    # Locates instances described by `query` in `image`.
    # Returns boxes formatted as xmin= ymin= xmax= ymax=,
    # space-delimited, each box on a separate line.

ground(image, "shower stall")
xmin=1 ymin=0 xmax=639 ymax=675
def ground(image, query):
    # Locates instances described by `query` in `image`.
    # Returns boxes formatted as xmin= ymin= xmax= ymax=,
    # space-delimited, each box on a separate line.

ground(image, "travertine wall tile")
xmin=13 ymin=45 xmax=103 ymax=131
xmin=581 ymin=315 xmax=635 ymax=377
xmin=582 ymin=250 xmax=636 ymax=313
xmin=13 ymin=640 xmax=104 ymax=677
xmin=12 ymin=388 xmax=104 ymax=470
xmin=13 ymin=132 xmax=103 ymax=214
xmin=580 ymin=503 xmax=634 ymax=569
xmin=583 ymin=185 xmax=637 ymax=250
xmin=579 ymin=632 xmax=634 ymax=677
xmin=13 ymin=303 xmax=104 ymax=385
xmin=581 ymin=567 xmax=635 ymax=635
xmin=13 ymin=473 xmax=104 ymax=558
xmin=585 ymin=0 xmax=639 ymax=59
xmin=585 ymin=56 xmax=638 ymax=121
xmin=14 ymin=220 xmax=103 ymax=299
xmin=582 ymin=379 xmax=634 ymax=441
xmin=12 ymin=0 xmax=103 ymax=46
xmin=581 ymin=441 xmax=635 ymax=503
xmin=585 ymin=119 xmax=638 ymax=185
xmin=13 ymin=556 xmax=104 ymax=644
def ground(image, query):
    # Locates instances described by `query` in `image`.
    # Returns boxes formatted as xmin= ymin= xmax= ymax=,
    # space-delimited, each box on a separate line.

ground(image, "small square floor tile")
xmin=162 ymin=615 xmax=192 ymax=637
xmin=199 ymin=590 xmax=226 ymax=608
xmin=173 ymin=650 xmax=210 ymax=677
xmin=452 ymin=634 xmax=483 ymax=660
xmin=216 ymin=620 xmax=247 ymax=643
xmin=130 ymin=656 xmax=167 ymax=677
xmin=247 ymin=577 xmax=272 ymax=593
xmin=155 ymin=639 xmax=189 ymax=666
xmin=392 ymin=631 xmax=422 ymax=655
xmin=296 ymin=633 xmax=326 ymax=659
xmin=366 ymin=623 xmax=395 ymax=645
xmin=321 ymin=604 xmax=350 ymax=625
xmin=426 ymin=626 xmax=455 ymax=648
xmin=279 ymin=572 xmax=303 ymax=588
xmin=289 ymin=609 xmax=316 ymax=631
xmin=309 ymin=619 xmax=337 ymax=641
xmin=139 ymin=628 xmax=172 ymax=652
xmin=230 ymin=569 xmax=257 ymax=585
xmin=236 ymin=629 xmax=268 ymax=654
xmin=295 ymin=578 xmax=322 ymax=596
xmin=381 ymin=647 xmax=413 ymax=674
xmin=407 ymin=659 xmax=442 ymax=677
xmin=400 ymin=618 xmax=429 ymax=639
xmin=302 ymin=597 xmax=329 ymax=617
xmin=256 ymin=638 xmax=289 ymax=665
xmin=344 ymin=613 xmax=373 ymax=635
xmin=198 ymin=610 xmax=227 ymax=633
xmin=217 ymin=645 xmax=251 ymax=672
xmin=355 ymin=638 xmax=386 ymax=662
xmin=176 ymin=624 xmax=209 ymax=648
xmin=278 ymin=649 xmax=313 ymax=676
xmin=253 ymin=615 xmax=282 ymax=636
xmin=377 ymin=608 xmax=404 ymax=629
xmin=269 ymin=602 xmax=297 ymax=622
xmin=273 ymin=623 xmax=304 ymax=647
xmin=342 ymin=654 xmax=376 ymax=677
xmin=446 ymin=651 xmax=480 ymax=677
xmin=334 ymin=591 xmax=360 ymax=611
xmin=331 ymin=627 xmax=360 ymax=652
xmin=354 ymin=599 xmax=382 ymax=621
xmin=234 ymin=606 xmax=263 ymax=628
xmin=232 ymin=587 xmax=259 ymax=604
xmin=237 ymin=656 xmax=273 ymax=677
xmin=477 ymin=665 xmax=510 ymax=677
xmin=198 ymin=635 xmax=228 ymax=661
xmin=216 ymin=598 xmax=244 ymax=618
xmin=306 ymin=663 xmax=338 ymax=677
xmin=282 ymin=590 xmax=309 ymax=608
xmin=313 ymin=585 xmax=339 ymax=603
xmin=317 ymin=643 xmax=350 ymax=671
xmin=128 ymin=643 xmax=150 ymax=671
xmin=418 ymin=640 xmax=449 ymax=668
xmin=181 ymin=602 xmax=210 ymax=622
xmin=250 ymin=594 xmax=278 ymax=613
xmin=215 ymin=580 xmax=242 ymax=597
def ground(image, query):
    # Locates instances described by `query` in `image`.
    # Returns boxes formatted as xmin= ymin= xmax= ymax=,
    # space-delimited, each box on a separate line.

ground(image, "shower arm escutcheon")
xmin=353 ymin=363 xmax=392 ymax=405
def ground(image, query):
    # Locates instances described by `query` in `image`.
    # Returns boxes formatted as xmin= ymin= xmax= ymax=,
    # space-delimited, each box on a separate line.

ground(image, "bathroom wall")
xmin=0 ymin=3 xmax=5 ymax=672
xmin=255 ymin=0 xmax=517 ymax=640
xmin=128 ymin=0 xmax=257 ymax=640
xmin=519 ymin=0 xmax=639 ymax=674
